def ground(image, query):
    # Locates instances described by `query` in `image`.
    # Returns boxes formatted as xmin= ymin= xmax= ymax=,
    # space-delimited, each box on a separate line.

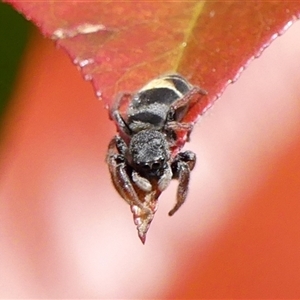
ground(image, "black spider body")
xmin=127 ymin=74 xmax=192 ymax=133
xmin=106 ymin=74 xmax=207 ymax=243
xmin=128 ymin=130 xmax=169 ymax=179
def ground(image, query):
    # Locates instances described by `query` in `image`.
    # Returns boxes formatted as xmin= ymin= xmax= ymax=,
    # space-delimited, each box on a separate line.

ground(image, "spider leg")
xmin=168 ymin=151 xmax=196 ymax=216
xmin=165 ymin=121 xmax=193 ymax=131
xmin=165 ymin=120 xmax=194 ymax=147
xmin=110 ymin=93 xmax=133 ymax=136
xmin=165 ymin=86 xmax=207 ymax=143
xmin=114 ymin=134 xmax=127 ymax=155
xmin=132 ymin=170 xmax=152 ymax=192
xmin=157 ymin=164 xmax=173 ymax=192
xmin=106 ymin=136 xmax=148 ymax=211
xmin=166 ymin=86 xmax=207 ymax=122
xmin=109 ymin=92 xmax=133 ymax=119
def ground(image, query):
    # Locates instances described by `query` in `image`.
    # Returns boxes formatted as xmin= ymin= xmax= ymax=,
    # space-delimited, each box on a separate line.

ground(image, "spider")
xmin=106 ymin=74 xmax=207 ymax=243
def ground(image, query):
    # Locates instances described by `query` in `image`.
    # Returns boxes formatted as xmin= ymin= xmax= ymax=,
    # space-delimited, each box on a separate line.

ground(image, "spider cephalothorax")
xmin=106 ymin=74 xmax=207 ymax=243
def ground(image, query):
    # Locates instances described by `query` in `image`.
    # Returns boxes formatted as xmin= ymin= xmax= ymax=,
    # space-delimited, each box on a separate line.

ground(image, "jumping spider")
xmin=106 ymin=74 xmax=207 ymax=243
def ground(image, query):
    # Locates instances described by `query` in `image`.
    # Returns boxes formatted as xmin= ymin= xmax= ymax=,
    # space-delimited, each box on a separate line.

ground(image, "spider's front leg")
xmin=168 ymin=150 xmax=196 ymax=216
xmin=106 ymin=135 xmax=148 ymax=211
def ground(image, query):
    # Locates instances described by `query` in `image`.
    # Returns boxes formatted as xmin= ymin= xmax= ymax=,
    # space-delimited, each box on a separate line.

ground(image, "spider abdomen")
xmin=127 ymin=74 xmax=193 ymax=133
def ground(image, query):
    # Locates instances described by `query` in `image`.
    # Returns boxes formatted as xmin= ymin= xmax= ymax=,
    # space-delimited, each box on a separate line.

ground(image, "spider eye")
xmin=152 ymin=162 xmax=161 ymax=170
xmin=139 ymin=160 xmax=164 ymax=172
xmin=142 ymin=164 xmax=151 ymax=171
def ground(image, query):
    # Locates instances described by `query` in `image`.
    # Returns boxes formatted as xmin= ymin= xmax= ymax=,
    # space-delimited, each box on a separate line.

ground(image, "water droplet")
xmin=52 ymin=28 xmax=66 ymax=39
xmin=79 ymin=58 xmax=94 ymax=67
xmin=271 ymin=32 xmax=279 ymax=41
xmin=84 ymin=73 xmax=92 ymax=81
xmin=96 ymin=90 xmax=102 ymax=98
xmin=281 ymin=20 xmax=293 ymax=34
xmin=76 ymin=23 xmax=106 ymax=35
xmin=209 ymin=10 xmax=215 ymax=18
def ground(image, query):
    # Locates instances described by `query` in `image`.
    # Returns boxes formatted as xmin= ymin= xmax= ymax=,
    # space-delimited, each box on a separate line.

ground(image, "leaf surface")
xmin=6 ymin=1 xmax=300 ymax=115
xmin=4 ymin=1 xmax=300 ymax=242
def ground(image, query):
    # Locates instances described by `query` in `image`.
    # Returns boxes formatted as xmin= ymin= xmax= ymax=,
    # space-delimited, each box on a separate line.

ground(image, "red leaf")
xmin=4 ymin=0 xmax=300 ymax=242
xmin=2 ymin=21 xmax=300 ymax=297
xmin=4 ymin=1 xmax=300 ymax=241
xmin=6 ymin=1 xmax=300 ymax=113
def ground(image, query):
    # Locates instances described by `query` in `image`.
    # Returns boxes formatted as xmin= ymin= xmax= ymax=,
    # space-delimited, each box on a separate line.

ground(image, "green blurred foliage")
xmin=0 ymin=3 xmax=31 ymax=123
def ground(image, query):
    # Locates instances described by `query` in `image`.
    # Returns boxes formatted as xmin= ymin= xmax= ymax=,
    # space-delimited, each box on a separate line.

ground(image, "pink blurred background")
xmin=1 ymin=21 xmax=300 ymax=298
